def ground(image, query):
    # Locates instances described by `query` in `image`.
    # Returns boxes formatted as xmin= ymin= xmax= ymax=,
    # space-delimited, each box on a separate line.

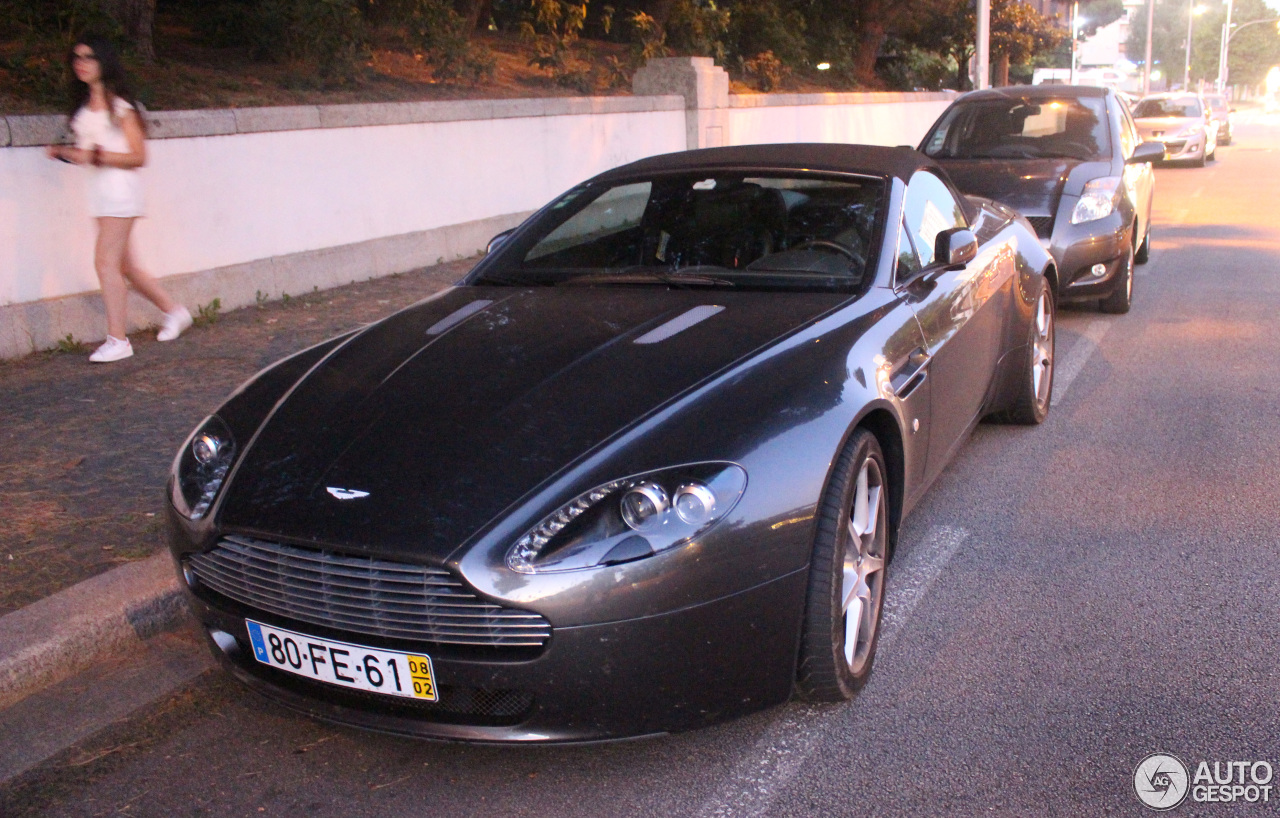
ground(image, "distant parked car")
xmin=1132 ymin=93 xmax=1218 ymax=166
xmin=920 ymin=84 xmax=1164 ymax=314
xmin=1204 ymin=93 xmax=1234 ymax=145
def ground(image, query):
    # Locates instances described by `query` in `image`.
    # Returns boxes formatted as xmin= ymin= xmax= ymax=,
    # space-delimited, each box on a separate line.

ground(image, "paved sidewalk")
xmin=0 ymin=256 xmax=475 ymax=617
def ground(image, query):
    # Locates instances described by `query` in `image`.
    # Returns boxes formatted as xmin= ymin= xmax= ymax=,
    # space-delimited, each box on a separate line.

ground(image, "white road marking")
xmin=1191 ymin=186 xmax=1205 ymax=198
xmin=877 ymin=526 xmax=969 ymax=651
xmin=1051 ymin=320 xmax=1111 ymax=406
xmin=695 ymin=526 xmax=969 ymax=818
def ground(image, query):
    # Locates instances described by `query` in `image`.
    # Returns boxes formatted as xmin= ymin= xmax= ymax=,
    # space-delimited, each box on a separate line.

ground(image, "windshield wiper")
xmin=556 ymin=270 xmax=737 ymax=288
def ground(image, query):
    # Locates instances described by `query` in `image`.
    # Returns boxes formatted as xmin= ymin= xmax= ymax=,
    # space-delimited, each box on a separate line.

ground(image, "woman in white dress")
xmin=45 ymin=35 xmax=191 ymax=363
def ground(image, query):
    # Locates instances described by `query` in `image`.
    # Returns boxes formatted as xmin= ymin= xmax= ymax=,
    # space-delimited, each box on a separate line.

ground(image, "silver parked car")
xmin=1204 ymin=93 xmax=1234 ymax=145
xmin=1132 ymin=93 xmax=1218 ymax=167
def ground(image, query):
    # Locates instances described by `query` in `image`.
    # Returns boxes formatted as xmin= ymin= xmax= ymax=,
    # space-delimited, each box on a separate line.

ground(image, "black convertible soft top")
xmin=594 ymin=143 xmax=941 ymax=184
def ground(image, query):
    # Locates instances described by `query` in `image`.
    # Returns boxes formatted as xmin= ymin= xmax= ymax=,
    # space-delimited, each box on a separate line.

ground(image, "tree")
xmin=991 ymin=0 xmax=1064 ymax=84
xmin=1127 ymin=0 xmax=1280 ymax=88
xmin=92 ymin=0 xmax=156 ymax=61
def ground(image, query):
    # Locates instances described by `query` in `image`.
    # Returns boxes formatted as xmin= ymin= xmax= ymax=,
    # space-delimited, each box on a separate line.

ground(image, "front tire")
xmin=1100 ymin=246 xmax=1134 ymax=314
xmin=1135 ymin=223 xmax=1151 ymax=264
xmin=796 ymin=429 xmax=889 ymax=701
xmin=989 ymin=281 xmax=1055 ymax=424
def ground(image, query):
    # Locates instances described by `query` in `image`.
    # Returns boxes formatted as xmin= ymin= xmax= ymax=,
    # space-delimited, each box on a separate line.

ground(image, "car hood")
xmin=935 ymin=158 xmax=1082 ymax=217
xmin=217 ymin=285 xmax=849 ymax=561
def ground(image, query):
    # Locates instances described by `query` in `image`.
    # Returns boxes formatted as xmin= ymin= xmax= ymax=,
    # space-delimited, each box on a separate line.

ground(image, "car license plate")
xmin=245 ymin=620 xmax=437 ymax=701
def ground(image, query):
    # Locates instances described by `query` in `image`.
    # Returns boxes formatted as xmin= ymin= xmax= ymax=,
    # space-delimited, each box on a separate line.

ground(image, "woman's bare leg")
xmin=94 ymin=217 xmax=133 ymax=339
xmin=118 ymin=224 xmax=177 ymax=315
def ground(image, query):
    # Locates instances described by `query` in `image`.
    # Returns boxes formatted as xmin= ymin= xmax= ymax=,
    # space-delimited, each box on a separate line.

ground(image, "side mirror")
xmin=1128 ymin=141 xmax=1166 ymax=164
xmin=486 ymin=229 xmax=515 ymax=255
xmin=934 ymin=228 xmax=978 ymax=269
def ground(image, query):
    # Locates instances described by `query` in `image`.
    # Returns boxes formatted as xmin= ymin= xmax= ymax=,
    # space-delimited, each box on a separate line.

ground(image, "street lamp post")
xmin=1071 ymin=0 xmax=1080 ymax=84
xmin=1217 ymin=0 xmax=1234 ymax=91
xmin=1184 ymin=3 xmax=1206 ymax=90
xmin=1143 ymin=0 xmax=1155 ymax=94
xmin=1219 ymin=16 xmax=1280 ymax=92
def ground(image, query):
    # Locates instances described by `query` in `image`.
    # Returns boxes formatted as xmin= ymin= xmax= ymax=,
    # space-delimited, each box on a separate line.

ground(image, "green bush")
xmin=400 ymin=0 xmax=496 ymax=83
xmin=665 ymin=0 xmax=729 ymax=63
xmin=725 ymin=0 xmax=807 ymax=73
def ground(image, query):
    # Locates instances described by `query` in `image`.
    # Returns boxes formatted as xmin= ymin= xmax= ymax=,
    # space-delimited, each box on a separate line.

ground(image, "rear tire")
xmin=989 ymin=281 xmax=1055 ymax=424
xmin=796 ymin=429 xmax=889 ymax=702
xmin=1100 ymin=246 xmax=1134 ymax=314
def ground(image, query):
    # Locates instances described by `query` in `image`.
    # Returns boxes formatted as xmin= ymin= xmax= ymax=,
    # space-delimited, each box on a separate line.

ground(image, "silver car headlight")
xmin=1177 ymin=124 xmax=1204 ymax=137
xmin=171 ymin=415 xmax=236 ymax=519
xmin=506 ymin=463 xmax=747 ymax=573
xmin=1071 ymin=176 xmax=1122 ymax=225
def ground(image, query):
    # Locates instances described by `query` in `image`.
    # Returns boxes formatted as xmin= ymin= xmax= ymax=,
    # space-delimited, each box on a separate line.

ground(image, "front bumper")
xmin=1044 ymin=209 xmax=1132 ymax=301
xmin=1155 ymin=133 xmax=1205 ymax=162
xmin=186 ymin=567 xmax=807 ymax=743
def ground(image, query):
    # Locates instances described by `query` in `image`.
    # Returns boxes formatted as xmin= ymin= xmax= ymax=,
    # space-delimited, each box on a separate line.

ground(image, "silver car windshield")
xmin=1134 ymin=98 xmax=1203 ymax=118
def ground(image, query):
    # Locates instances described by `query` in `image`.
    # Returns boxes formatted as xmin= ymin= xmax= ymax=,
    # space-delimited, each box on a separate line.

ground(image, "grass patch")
xmin=51 ymin=334 xmax=88 ymax=355
xmin=193 ymin=298 xmax=222 ymax=327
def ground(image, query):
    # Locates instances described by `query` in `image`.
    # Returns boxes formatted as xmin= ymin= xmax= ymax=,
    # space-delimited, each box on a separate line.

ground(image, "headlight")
xmin=1177 ymin=124 xmax=1204 ymax=137
xmin=171 ymin=415 xmax=236 ymax=519
xmin=507 ymin=463 xmax=747 ymax=573
xmin=1070 ymin=176 xmax=1122 ymax=225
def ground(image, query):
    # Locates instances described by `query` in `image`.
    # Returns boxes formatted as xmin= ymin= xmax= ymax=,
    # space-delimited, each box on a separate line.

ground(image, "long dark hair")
xmin=65 ymin=34 xmax=145 ymax=132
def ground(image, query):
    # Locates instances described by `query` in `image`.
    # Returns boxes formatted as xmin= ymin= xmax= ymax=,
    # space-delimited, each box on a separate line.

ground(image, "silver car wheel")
xmin=842 ymin=457 xmax=886 ymax=673
xmin=1032 ymin=289 xmax=1054 ymax=410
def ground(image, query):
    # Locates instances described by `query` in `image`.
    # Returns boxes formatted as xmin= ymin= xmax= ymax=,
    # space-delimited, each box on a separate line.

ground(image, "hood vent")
xmin=634 ymin=305 xmax=725 ymax=345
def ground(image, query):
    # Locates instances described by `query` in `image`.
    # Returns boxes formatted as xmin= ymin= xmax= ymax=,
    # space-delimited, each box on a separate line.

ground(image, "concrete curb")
xmin=0 ymin=552 xmax=185 ymax=710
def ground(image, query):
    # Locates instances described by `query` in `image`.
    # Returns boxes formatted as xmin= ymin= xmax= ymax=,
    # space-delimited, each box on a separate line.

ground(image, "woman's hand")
xmin=45 ymin=145 xmax=89 ymax=164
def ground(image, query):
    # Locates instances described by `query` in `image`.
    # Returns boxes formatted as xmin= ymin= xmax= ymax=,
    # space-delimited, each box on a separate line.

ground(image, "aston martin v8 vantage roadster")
xmin=167 ymin=144 xmax=1057 ymax=742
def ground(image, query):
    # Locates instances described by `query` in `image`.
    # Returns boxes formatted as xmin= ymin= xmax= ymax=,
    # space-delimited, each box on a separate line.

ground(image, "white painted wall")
xmin=729 ymin=98 xmax=953 ymax=149
xmin=0 ymin=108 xmax=686 ymax=308
xmin=0 ymin=87 xmax=958 ymax=356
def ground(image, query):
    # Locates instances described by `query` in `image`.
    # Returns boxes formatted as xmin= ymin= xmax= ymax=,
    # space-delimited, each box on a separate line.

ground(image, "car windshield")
xmin=921 ymin=96 xmax=1111 ymax=161
xmin=1205 ymin=96 xmax=1228 ymax=111
xmin=1133 ymin=98 xmax=1203 ymax=118
xmin=473 ymin=173 xmax=885 ymax=292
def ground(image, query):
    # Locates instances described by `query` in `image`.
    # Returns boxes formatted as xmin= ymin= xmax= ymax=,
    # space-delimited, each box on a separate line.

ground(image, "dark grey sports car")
xmin=167 ymin=144 xmax=1056 ymax=743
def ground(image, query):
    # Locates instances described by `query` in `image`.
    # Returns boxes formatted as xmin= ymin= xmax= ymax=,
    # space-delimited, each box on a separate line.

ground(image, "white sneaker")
xmin=89 ymin=335 xmax=133 ymax=363
xmin=157 ymin=306 xmax=193 ymax=342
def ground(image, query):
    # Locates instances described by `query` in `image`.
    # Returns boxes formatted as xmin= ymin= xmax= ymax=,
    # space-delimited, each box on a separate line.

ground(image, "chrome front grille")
xmin=188 ymin=535 xmax=551 ymax=647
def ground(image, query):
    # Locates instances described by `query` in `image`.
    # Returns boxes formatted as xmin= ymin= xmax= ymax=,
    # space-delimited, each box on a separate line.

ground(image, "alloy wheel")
xmin=1032 ymin=289 xmax=1054 ymax=410
xmin=842 ymin=457 xmax=887 ymax=673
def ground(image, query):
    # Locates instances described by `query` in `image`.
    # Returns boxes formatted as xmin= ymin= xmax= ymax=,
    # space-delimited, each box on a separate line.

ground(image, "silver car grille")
xmin=188 ymin=535 xmax=551 ymax=647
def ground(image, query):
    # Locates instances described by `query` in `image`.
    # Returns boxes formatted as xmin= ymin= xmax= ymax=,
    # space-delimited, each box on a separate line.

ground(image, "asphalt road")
xmin=5 ymin=113 xmax=1280 ymax=818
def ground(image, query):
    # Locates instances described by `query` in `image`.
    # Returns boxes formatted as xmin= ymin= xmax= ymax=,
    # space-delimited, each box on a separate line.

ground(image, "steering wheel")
xmin=793 ymin=239 xmax=861 ymax=262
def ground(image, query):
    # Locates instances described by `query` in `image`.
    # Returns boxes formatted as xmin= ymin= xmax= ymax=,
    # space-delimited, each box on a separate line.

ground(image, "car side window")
xmin=896 ymin=219 xmax=922 ymax=277
xmin=901 ymin=171 xmax=966 ymax=269
xmin=1115 ymin=100 xmax=1136 ymax=158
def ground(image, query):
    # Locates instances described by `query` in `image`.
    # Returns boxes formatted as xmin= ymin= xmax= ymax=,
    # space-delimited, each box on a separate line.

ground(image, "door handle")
xmin=892 ymin=347 xmax=931 ymax=399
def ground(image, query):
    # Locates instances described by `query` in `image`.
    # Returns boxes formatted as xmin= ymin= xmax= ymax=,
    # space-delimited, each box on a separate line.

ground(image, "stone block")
xmin=146 ymin=109 xmax=237 ymax=139
xmin=271 ymin=242 xmax=378 ymax=296
xmin=0 ymin=118 xmax=10 ymax=148
xmin=7 ymin=115 xmax=71 ymax=147
xmin=233 ymin=106 xmax=321 ymax=134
